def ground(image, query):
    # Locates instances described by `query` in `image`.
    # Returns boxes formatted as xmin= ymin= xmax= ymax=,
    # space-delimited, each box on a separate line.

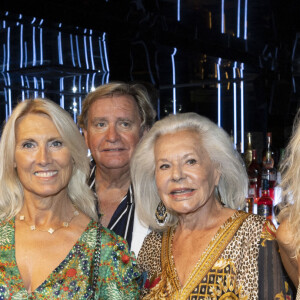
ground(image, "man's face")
xmin=84 ymin=95 xmax=144 ymax=172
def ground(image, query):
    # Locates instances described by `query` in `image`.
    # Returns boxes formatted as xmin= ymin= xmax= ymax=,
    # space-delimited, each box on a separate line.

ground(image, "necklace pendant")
xmin=48 ymin=228 xmax=55 ymax=234
xmin=30 ymin=225 xmax=36 ymax=231
xmin=63 ymin=222 xmax=69 ymax=227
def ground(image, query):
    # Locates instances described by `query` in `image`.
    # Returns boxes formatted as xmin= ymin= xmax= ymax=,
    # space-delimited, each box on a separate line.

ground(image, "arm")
xmin=276 ymin=219 xmax=299 ymax=287
xmin=258 ymin=220 xmax=296 ymax=299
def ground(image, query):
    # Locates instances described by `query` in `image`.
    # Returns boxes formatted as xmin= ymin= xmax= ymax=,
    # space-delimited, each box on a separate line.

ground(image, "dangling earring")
xmin=155 ymin=201 xmax=169 ymax=226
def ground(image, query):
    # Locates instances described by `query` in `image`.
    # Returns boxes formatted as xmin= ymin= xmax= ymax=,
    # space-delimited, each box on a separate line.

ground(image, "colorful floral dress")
xmin=0 ymin=218 xmax=140 ymax=299
xmin=138 ymin=211 xmax=294 ymax=299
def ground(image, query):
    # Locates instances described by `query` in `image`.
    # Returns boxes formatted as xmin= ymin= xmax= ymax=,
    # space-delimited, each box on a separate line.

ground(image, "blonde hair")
xmin=0 ymin=98 xmax=98 ymax=221
xmin=78 ymin=81 xmax=156 ymax=131
xmin=278 ymin=109 xmax=300 ymax=255
xmin=131 ymin=112 xmax=248 ymax=231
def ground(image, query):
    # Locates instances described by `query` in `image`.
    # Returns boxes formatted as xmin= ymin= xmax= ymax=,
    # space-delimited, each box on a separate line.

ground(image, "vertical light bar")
xmin=24 ymin=41 xmax=28 ymax=67
xmin=75 ymin=35 xmax=82 ymax=68
xmin=21 ymin=75 xmax=25 ymax=100
xmin=237 ymin=0 xmax=241 ymax=38
xmin=41 ymin=77 xmax=45 ymax=98
xmin=98 ymin=37 xmax=105 ymax=71
xmin=25 ymin=76 xmax=30 ymax=98
xmin=217 ymin=59 xmax=222 ymax=127
xmin=7 ymin=73 xmax=12 ymax=116
xmin=233 ymin=62 xmax=237 ymax=149
xmin=83 ymin=30 xmax=89 ymax=69
xmin=58 ymin=24 xmax=63 ymax=65
xmin=6 ymin=27 xmax=10 ymax=71
xmin=86 ymin=73 xmax=90 ymax=92
xmin=78 ymin=75 xmax=82 ymax=114
xmin=171 ymin=48 xmax=177 ymax=115
xmin=89 ymin=30 xmax=95 ymax=70
xmin=70 ymin=34 xmax=76 ymax=67
xmin=60 ymin=77 xmax=65 ymax=108
xmin=103 ymin=33 xmax=110 ymax=73
xmin=244 ymin=0 xmax=248 ymax=40
xmin=20 ymin=24 xmax=24 ymax=68
xmin=32 ymin=26 xmax=36 ymax=66
xmin=240 ymin=63 xmax=245 ymax=153
xmin=221 ymin=0 xmax=225 ymax=33
xmin=177 ymin=0 xmax=181 ymax=22
xmin=33 ymin=77 xmax=38 ymax=98
xmin=2 ymin=44 xmax=6 ymax=72
xmin=39 ymin=27 xmax=43 ymax=65
xmin=91 ymin=72 xmax=96 ymax=90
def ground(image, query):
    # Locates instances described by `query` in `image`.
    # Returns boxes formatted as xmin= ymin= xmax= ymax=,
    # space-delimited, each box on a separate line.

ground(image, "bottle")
xmin=245 ymin=197 xmax=254 ymax=213
xmin=262 ymin=132 xmax=274 ymax=167
xmin=257 ymin=178 xmax=273 ymax=220
xmin=261 ymin=150 xmax=277 ymax=200
xmin=247 ymin=149 xmax=261 ymax=204
xmin=244 ymin=132 xmax=253 ymax=168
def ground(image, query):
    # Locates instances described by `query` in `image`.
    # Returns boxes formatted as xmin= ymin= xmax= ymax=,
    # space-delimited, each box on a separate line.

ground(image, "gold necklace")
xmin=19 ymin=209 xmax=80 ymax=234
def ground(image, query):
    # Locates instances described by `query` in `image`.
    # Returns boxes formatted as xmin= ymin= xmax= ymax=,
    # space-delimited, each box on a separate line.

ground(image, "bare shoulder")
xmin=276 ymin=218 xmax=294 ymax=246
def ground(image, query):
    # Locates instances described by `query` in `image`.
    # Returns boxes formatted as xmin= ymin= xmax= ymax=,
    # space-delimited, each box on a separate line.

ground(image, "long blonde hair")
xmin=0 ymin=98 xmax=98 ymax=221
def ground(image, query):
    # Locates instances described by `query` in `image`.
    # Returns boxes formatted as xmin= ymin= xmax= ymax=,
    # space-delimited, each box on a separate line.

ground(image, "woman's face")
xmin=154 ymin=129 xmax=220 ymax=216
xmin=14 ymin=113 xmax=73 ymax=200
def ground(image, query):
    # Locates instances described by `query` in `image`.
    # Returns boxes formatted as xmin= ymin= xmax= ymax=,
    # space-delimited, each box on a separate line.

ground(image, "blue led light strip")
xmin=20 ymin=24 xmax=24 ymax=68
xmin=6 ymin=27 xmax=10 ymax=71
xmin=171 ymin=48 xmax=177 ymax=115
xmin=240 ymin=63 xmax=245 ymax=153
xmin=60 ymin=78 xmax=65 ymax=108
xmin=233 ymin=62 xmax=237 ymax=149
xmin=217 ymin=59 xmax=222 ymax=127
xmin=89 ymin=30 xmax=95 ymax=70
xmin=58 ymin=30 xmax=63 ymax=65
xmin=75 ymin=35 xmax=81 ymax=68
xmin=103 ymin=33 xmax=110 ymax=73
xmin=70 ymin=34 xmax=76 ymax=67
xmin=40 ymin=27 xmax=43 ymax=65
xmin=83 ymin=34 xmax=89 ymax=69
xmin=32 ymin=26 xmax=36 ymax=66
xmin=177 ymin=0 xmax=181 ymax=22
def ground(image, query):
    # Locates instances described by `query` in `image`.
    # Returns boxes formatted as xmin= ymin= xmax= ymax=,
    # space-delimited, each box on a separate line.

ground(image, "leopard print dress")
xmin=138 ymin=211 xmax=294 ymax=299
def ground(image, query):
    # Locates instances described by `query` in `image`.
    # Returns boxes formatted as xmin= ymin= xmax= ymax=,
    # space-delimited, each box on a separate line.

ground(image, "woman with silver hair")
xmin=132 ymin=112 xmax=293 ymax=299
xmin=0 ymin=98 xmax=140 ymax=299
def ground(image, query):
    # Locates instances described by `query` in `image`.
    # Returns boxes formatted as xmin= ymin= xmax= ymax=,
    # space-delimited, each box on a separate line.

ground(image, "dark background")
xmin=1 ymin=0 xmax=300 ymax=163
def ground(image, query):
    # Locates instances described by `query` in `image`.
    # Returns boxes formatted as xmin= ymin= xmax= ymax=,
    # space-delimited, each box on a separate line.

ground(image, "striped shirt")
xmin=88 ymin=161 xmax=135 ymax=249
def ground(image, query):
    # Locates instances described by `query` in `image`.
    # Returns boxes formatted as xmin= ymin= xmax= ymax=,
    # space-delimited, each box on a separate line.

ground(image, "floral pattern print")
xmin=0 ymin=218 xmax=140 ymax=299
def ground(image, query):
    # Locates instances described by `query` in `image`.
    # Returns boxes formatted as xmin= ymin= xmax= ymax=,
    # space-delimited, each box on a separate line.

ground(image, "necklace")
xmin=19 ymin=208 xmax=80 ymax=234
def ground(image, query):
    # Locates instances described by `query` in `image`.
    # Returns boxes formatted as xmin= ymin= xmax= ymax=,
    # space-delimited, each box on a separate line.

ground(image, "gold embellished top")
xmin=138 ymin=211 xmax=294 ymax=299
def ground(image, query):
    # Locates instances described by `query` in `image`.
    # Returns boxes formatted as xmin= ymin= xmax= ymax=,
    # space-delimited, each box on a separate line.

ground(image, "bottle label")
xmin=257 ymin=204 xmax=272 ymax=218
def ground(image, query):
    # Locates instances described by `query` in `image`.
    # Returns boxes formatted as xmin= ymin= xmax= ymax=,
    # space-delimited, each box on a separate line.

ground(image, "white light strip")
xmin=217 ymin=59 xmax=222 ymax=127
xmin=7 ymin=73 xmax=12 ymax=116
xmin=33 ymin=77 xmax=38 ymax=98
xmin=75 ymin=35 xmax=81 ymax=68
xmin=244 ymin=0 xmax=248 ymax=40
xmin=98 ymin=37 xmax=105 ymax=71
xmin=171 ymin=48 xmax=177 ymax=114
xmin=103 ymin=33 xmax=110 ymax=72
xmin=41 ymin=77 xmax=45 ymax=98
xmin=89 ymin=30 xmax=95 ymax=70
xmin=233 ymin=62 xmax=237 ymax=149
xmin=32 ymin=26 xmax=36 ymax=66
xmin=24 ymin=41 xmax=28 ymax=67
xmin=91 ymin=72 xmax=96 ymax=90
xmin=240 ymin=63 xmax=245 ymax=153
xmin=237 ymin=0 xmax=241 ymax=38
xmin=84 ymin=35 xmax=89 ymax=69
xmin=25 ymin=76 xmax=30 ymax=98
xmin=86 ymin=73 xmax=90 ymax=92
xmin=20 ymin=24 xmax=23 ymax=68
xmin=58 ymin=31 xmax=63 ymax=65
xmin=221 ymin=0 xmax=225 ymax=33
xmin=60 ymin=78 xmax=64 ymax=108
xmin=177 ymin=0 xmax=181 ymax=22
xmin=40 ymin=27 xmax=43 ymax=65
xmin=70 ymin=34 xmax=76 ymax=67
xmin=2 ymin=44 xmax=6 ymax=72
xmin=31 ymin=17 xmax=36 ymax=24
xmin=21 ymin=75 xmax=25 ymax=100
xmin=6 ymin=27 xmax=10 ymax=71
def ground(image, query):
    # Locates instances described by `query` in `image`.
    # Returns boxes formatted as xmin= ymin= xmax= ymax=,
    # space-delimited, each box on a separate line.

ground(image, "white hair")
xmin=131 ymin=112 xmax=248 ymax=231
xmin=0 ymin=98 xmax=98 ymax=221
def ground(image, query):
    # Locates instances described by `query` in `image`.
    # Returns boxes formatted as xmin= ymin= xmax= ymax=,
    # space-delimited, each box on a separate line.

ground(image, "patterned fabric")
xmin=0 ymin=218 xmax=140 ymax=299
xmin=88 ymin=160 xmax=135 ymax=249
xmin=138 ymin=211 xmax=294 ymax=300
